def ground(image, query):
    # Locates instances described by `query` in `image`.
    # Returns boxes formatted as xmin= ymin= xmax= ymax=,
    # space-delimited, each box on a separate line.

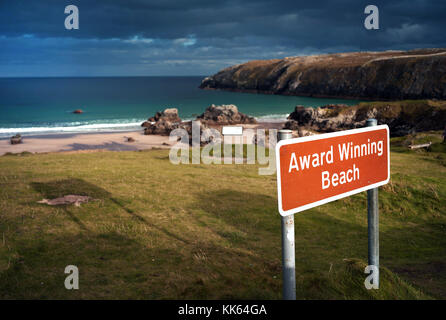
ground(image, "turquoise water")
xmin=0 ymin=76 xmax=360 ymax=137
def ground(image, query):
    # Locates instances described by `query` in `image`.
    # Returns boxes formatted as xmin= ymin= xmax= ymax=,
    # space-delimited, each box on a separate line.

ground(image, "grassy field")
xmin=0 ymin=133 xmax=445 ymax=299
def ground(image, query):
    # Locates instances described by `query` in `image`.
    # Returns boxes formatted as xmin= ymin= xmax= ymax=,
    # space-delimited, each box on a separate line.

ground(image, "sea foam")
xmin=0 ymin=119 xmax=145 ymax=138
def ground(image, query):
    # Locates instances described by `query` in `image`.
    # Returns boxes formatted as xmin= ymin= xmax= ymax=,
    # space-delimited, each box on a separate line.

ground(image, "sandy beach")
xmin=0 ymin=130 xmax=172 ymax=156
xmin=0 ymin=122 xmax=286 ymax=156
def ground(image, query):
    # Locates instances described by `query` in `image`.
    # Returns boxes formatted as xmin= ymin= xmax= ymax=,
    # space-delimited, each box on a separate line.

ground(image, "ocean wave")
xmin=0 ymin=119 xmax=146 ymax=137
xmin=0 ymin=114 xmax=290 ymax=138
xmin=156 ymin=114 xmax=289 ymax=123
xmin=175 ymin=114 xmax=289 ymax=123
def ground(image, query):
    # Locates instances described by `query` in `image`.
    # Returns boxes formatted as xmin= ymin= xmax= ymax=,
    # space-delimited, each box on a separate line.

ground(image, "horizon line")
xmin=0 ymin=75 xmax=208 ymax=79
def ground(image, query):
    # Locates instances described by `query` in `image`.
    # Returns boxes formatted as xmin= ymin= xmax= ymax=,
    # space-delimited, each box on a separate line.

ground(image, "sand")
xmin=0 ymin=122 xmax=286 ymax=156
xmin=0 ymin=131 xmax=172 ymax=156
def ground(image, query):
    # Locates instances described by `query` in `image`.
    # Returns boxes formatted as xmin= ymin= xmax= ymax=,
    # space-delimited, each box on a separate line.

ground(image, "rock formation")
xmin=200 ymin=49 xmax=446 ymax=100
xmin=177 ymin=120 xmax=217 ymax=146
xmin=141 ymin=108 xmax=215 ymax=145
xmin=284 ymin=100 xmax=446 ymax=136
xmin=142 ymin=108 xmax=182 ymax=136
xmin=147 ymin=108 xmax=181 ymax=123
xmin=196 ymin=104 xmax=257 ymax=124
xmin=10 ymin=134 xmax=22 ymax=145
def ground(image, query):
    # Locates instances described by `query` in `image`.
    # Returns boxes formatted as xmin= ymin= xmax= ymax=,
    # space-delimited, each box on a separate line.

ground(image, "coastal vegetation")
xmin=0 ymin=131 xmax=445 ymax=299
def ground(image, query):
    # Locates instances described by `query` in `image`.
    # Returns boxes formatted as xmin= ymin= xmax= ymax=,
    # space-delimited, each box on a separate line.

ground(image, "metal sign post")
xmin=278 ymin=130 xmax=296 ymax=300
xmin=366 ymin=119 xmax=379 ymax=288
xmin=276 ymin=122 xmax=389 ymax=297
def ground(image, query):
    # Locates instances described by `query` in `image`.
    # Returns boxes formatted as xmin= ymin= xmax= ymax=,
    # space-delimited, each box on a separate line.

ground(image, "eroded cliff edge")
xmin=200 ymin=49 xmax=446 ymax=100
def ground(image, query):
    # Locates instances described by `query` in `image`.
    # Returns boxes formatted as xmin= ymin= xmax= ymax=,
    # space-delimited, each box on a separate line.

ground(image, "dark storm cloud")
xmin=0 ymin=0 xmax=445 ymax=76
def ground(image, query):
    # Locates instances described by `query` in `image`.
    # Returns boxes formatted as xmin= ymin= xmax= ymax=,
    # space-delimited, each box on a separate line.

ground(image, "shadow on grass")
xmin=6 ymin=182 xmax=274 ymax=299
xmin=31 ymin=178 xmax=111 ymax=200
xmin=31 ymin=178 xmax=112 ymax=232
xmin=30 ymin=178 xmax=189 ymax=244
xmin=193 ymin=188 xmax=446 ymax=298
xmin=64 ymin=142 xmax=139 ymax=152
xmin=190 ymin=189 xmax=280 ymax=247
xmin=0 ymin=231 xmax=181 ymax=299
xmin=193 ymin=189 xmax=277 ymax=224
xmin=0 ymin=227 xmax=280 ymax=299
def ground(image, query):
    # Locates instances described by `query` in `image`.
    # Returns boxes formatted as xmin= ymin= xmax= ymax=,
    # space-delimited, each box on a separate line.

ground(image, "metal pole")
xmin=366 ymin=119 xmax=379 ymax=288
xmin=278 ymin=130 xmax=296 ymax=300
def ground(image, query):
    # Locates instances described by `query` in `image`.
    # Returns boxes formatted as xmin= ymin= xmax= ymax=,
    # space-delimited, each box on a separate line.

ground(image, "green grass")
xmin=390 ymin=130 xmax=446 ymax=153
xmin=0 ymin=137 xmax=445 ymax=299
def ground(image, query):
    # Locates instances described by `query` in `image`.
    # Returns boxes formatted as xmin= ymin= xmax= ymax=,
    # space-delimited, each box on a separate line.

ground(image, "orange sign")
xmin=276 ymin=126 xmax=390 ymax=216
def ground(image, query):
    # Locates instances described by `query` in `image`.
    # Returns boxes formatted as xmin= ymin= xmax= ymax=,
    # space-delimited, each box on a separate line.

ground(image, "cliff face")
xmin=200 ymin=49 xmax=446 ymax=100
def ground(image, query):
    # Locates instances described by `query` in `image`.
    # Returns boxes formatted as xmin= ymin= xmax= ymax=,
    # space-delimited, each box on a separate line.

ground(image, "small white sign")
xmin=222 ymin=126 xmax=243 ymax=136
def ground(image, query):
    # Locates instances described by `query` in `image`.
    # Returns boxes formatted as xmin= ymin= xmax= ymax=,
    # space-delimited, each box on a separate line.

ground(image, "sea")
xmin=0 ymin=76 xmax=361 ymax=138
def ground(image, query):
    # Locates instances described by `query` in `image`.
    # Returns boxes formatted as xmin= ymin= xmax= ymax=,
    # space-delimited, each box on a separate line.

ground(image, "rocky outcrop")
xmin=10 ymin=134 xmax=22 ymax=145
xmin=143 ymin=119 xmax=179 ymax=136
xmin=284 ymin=100 xmax=446 ymax=136
xmin=147 ymin=108 xmax=181 ymax=123
xmin=141 ymin=108 xmax=215 ymax=145
xmin=178 ymin=121 xmax=218 ymax=146
xmin=142 ymin=108 xmax=182 ymax=136
xmin=196 ymin=104 xmax=257 ymax=124
xmin=200 ymin=49 xmax=446 ymax=100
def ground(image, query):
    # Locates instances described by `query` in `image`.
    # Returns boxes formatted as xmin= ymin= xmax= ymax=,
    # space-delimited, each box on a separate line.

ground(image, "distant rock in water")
xmin=200 ymin=49 xmax=446 ymax=100
xmin=197 ymin=104 xmax=257 ymax=125
xmin=284 ymin=100 xmax=446 ymax=136
xmin=73 ymin=109 xmax=83 ymax=114
xmin=142 ymin=108 xmax=182 ymax=136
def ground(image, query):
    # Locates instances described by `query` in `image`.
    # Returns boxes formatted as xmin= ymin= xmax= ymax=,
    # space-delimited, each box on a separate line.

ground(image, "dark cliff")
xmin=200 ymin=49 xmax=446 ymax=100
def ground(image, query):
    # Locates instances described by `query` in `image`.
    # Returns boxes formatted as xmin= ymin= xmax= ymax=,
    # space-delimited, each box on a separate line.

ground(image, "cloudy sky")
xmin=1 ymin=0 xmax=445 ymax=77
